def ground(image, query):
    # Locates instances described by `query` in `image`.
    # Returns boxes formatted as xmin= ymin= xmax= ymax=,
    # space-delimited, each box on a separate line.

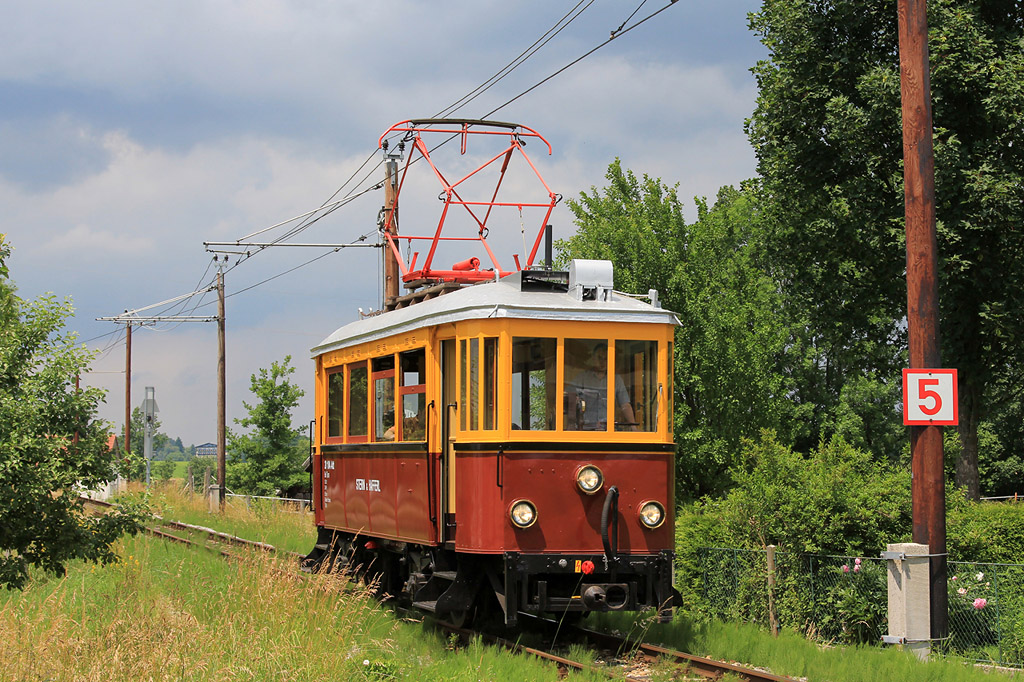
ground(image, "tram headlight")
xmin=509 ymin=500 xmax=538 ymax=528
xmin=575 ymin=465 xmax=604 ymax=494
xmin=638 ymin=501 xmax=666 ymax=529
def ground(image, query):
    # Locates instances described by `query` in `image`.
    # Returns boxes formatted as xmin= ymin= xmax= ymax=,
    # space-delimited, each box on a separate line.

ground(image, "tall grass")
xmin=144 ymin=482 xmax=316 ymax=554
xmin=2 ymin=486 xmax=605 ymax=681
xmin=588 ymin=611 xmax=1022 ymax=681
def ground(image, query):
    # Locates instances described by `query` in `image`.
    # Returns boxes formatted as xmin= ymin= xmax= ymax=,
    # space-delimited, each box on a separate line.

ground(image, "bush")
xmin=697 ymin=431 xmax=912 ymax=554
xmin=947 ymin=496 xmax=1024 ymax=563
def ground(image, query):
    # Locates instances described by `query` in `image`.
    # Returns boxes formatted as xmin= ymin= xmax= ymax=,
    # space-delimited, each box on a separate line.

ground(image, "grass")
xmin=145 ymin=482 xmax=316 ymax=554
xmin=587 ymin=610 xmax=1023 ymax=681
xmin=1 ymin=485 xmax=608 ymax=682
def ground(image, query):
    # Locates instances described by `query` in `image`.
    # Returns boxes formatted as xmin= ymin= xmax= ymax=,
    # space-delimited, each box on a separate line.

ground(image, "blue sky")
xmin=1 ymin=0 xmax=765 ymax=445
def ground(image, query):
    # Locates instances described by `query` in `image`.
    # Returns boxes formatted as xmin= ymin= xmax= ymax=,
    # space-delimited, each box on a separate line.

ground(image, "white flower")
xmin=363 ymin=660 xmax=370 ymax=666
xmin=976 ymin=572 xmax=985 ymax=581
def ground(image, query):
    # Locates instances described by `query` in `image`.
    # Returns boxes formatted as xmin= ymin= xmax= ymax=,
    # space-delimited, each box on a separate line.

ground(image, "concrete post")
xmin=885 ymin=542 xmax=932 ymax=660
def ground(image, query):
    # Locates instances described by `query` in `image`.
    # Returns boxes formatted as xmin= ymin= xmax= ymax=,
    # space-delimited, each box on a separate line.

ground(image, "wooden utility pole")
xmin=383 ymin=152 xmax=400 ymax=305
xmin=897 ymin=0 xmax=947 ymax=638
xmin=124 ymin=321 xmax=132 ymax=460
xmin=216 ymin=263 xmax=227 ymax=511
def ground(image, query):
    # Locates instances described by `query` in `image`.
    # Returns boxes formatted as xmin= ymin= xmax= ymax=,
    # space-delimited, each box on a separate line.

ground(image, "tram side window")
xmin=563 ymin=339 xmax=609 ymax=431
xmin=400 ymin=349 xmax=426 ymax=441
xmin=459 ymin=338 xmax=479 ymax=430
xmin=614 ymin=340 xmax=657 ymax=432
xmin=483 ymin=338 xmax=497 ymax=430
xmin=348 ymin=362 xmax=368 ymax=439
xmin=511 ymin=337 xmax=556 ymax=430
xmin=373 ymin=355 xmax=396 ymax=441
xmin=327 ymin=369 xmax=344 ymax=439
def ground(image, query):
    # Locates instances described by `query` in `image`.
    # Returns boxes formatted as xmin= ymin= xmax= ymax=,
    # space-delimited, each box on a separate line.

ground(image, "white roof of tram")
xmin=311 ymin=260 xmax=680 ymax=357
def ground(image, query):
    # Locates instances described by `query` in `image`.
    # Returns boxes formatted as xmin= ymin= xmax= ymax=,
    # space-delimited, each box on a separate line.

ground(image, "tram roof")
xmin=311 ymin=268 xmax=680 ymax=357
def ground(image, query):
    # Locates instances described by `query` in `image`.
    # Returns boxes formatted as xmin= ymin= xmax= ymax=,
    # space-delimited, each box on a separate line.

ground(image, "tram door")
xmin=439 ymin=339 xmax=457 ymax=546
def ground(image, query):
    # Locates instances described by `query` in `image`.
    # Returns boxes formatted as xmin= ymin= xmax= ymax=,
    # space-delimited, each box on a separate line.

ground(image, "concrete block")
xmin=886 ymin=542 xmax=931 ymax=660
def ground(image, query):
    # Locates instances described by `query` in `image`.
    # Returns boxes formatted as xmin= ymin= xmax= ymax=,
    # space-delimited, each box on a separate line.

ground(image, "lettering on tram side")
xmin=354 ymin=478 xmax=381 ymax=492
xmin=323 ymin=459 xmax=335 ymax=504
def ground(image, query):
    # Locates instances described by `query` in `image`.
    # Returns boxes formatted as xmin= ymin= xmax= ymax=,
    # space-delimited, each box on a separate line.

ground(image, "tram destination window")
xmin=400 ymin=349 xmax=426 ymax=441
xmin=563 ymin=339 xmax=609 ymax=431
xmin=327 ymin=369 xmax=344 ymax=439
xmin=347 ymin=362 xmax=368 ymax=439
xmin=511 ymin=337 xmax=556 ymax=430
xmin=614 ymin=340 xmax=657 ymax=432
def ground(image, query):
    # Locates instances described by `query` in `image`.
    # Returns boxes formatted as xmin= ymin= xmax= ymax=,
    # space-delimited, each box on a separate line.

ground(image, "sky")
xmin=1 ymin=0 xmax=767 ymax=447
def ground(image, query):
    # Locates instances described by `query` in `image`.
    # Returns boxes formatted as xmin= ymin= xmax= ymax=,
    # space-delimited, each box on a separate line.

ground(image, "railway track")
xmin=82 ymin=496 xmax=799 ymax=682
xmin=429 ymin=613 xmax=800 ymax=682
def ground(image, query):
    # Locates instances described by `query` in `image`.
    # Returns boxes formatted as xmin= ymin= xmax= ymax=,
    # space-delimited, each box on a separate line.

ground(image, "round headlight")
xmin=639 ymin=501 xmax=666 ymax=529
xmin=576 ymin=465 xmax=604 ymax=494
xmin=509 ymin=500 xmax=538 ymax=528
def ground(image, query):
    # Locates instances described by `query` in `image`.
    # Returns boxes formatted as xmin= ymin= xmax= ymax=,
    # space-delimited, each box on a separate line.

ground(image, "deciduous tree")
xmin=226 ymin=356 xmax=308 ymax=496
xmin=747 ymin=0 xmax=1024 ymax=496
xmin=0 ymin=236 xmax=146 ymax=589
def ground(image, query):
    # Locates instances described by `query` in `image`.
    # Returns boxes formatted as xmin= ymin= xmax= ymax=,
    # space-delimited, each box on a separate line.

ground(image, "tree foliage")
xmin=558 ymin=161 xmax=796 ymax=496
xmin=747 ymin=0 xmax=1024 ymax=496
xmin=0 ymin=236 xmax=146 ymax=589
xmin=226 ymin=356 xmax=308 ymax=496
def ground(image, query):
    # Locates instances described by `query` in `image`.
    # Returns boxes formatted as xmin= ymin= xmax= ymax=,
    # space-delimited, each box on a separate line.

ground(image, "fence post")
xmin=767 ymin=544 xmax=778 ymax=637
xmin=810 ymin=555 xmax=816 ymax=629
xmin=733 ymin=549 xmax=739 ymax=617
xmin=884 ymin=542 xmax=931 ymax=660
xmin=993 ymin=564 xmax=1003 ymax=666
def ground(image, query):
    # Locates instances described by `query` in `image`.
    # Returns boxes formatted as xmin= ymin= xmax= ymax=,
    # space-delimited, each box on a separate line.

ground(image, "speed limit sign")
xmin=902 ymin=368 xmax=958 ymax=425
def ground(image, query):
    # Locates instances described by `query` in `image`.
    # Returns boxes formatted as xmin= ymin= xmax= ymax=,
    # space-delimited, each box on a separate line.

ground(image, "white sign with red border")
xmin=902 ymin=368 xmax=958 ymax=425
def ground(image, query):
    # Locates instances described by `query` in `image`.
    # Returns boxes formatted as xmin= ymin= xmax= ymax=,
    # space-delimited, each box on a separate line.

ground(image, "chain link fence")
xmin=699 ymin=547 xmax=1024 ymax=667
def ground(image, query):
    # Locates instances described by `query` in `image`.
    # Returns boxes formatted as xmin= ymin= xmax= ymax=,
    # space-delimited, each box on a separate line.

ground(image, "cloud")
xmin=3 ymin=0 xmax=766 ymax=446
xmin=42 ymin=224 xmax=154 ymax=255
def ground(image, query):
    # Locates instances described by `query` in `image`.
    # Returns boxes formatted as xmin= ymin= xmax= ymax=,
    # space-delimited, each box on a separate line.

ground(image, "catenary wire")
xmin=483 ymin=0 xmax=680 ymax=119
xmin=434 ymin=0 xmax=596 ymax=118
xmin=116 ymin=1 xmax=679 ymax=318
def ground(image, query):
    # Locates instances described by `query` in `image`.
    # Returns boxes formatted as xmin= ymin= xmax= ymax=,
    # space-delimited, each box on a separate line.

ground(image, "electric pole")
xmin=382 ymin=142 xmax=402 ymax=306
xmin=897 ymin=0 xmax=948 ymax=638
xmin=98 ymin=282 xmax=219 ymax=494
xmin=124 ymin=321 xmax=132 ymax=465
xmin=216 ymin=258 xmax=227 ymax=511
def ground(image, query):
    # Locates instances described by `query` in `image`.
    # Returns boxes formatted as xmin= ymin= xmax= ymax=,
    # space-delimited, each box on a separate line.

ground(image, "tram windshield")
xmin=511 ymin=336 xmax=658 ymax=433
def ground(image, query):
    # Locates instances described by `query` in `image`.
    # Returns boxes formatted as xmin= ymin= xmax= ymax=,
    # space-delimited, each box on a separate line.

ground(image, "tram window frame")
xmin=372 ymin=355 xmax=397 ymax=442
xmin=347 ymin=361 xmax=369 ymax=442
xmin=563 ymin=339 xmax=610 ymax=432
xmin=483 ymin=337 xmax=497 ymax=430
xmin=326 ymin=367 xmax=345 ymax=441
xmin=511 ymin=336 xmax=557 ymax=431
xmin=458 ymin=336 xmax=498 ymax=433
xmin=613 ymin=340 xmax=658 ymax=432
xmin=460 ymin=339 xmax=469 ymax=431
xmin=399 ymin=348 xmax=427 ymax=441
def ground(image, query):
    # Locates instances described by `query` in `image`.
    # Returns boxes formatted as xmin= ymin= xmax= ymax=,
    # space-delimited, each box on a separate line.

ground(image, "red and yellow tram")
xmin=302 ymin=120 xmax=680 ymax=626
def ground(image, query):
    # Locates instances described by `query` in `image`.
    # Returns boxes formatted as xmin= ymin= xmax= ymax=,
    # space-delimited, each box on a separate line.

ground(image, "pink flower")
xmin=853 ymin=564 xmax=861 ymax=573
xmin=854 ymin=558 xmax=862 ymax=566
xmin=842 ymin=564 xmax=850 ymax=573
xmin=973 ymin=598 xmax=988 ymax=610
xmin=958 ymin=587 xmax=968 ymax=595
xmin=951 ymin=576 xmax=957 ymax=581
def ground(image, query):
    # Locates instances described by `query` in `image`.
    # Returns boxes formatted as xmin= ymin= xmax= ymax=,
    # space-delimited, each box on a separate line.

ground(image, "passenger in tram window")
xmin=565 ymin=342 xmax=637 ymax=431
xmin=403 ymin=413 xmax=424 ymax=440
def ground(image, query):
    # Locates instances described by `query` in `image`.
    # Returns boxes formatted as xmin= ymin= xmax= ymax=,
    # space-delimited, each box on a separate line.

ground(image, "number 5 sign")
xmin=902 ymin=368 xmax=958 ymax=425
